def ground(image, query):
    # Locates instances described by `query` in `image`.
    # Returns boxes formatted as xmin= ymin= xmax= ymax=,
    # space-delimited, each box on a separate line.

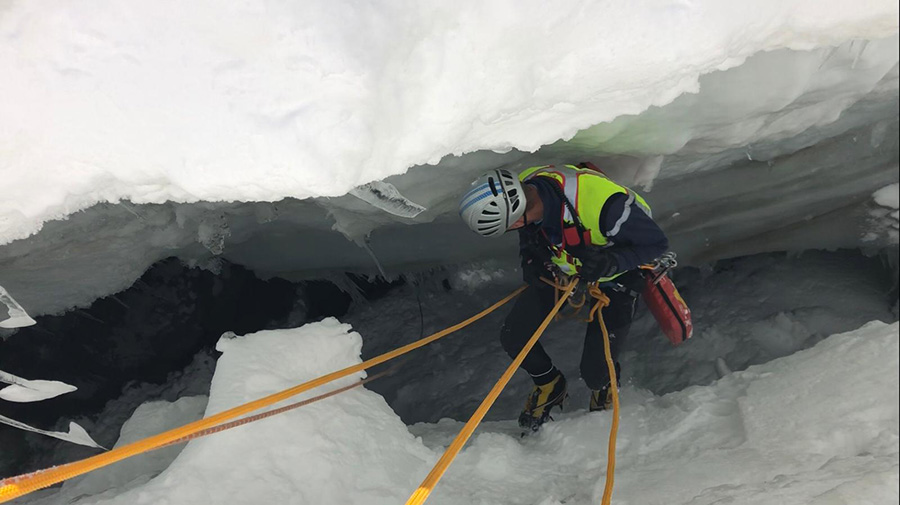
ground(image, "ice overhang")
xmin=1 ymin=39 xmax=899 ymax=321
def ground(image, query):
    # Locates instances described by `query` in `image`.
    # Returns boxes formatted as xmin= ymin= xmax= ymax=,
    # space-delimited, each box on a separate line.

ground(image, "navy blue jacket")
xmin=521 ymin=177 xmax=669 ymax=275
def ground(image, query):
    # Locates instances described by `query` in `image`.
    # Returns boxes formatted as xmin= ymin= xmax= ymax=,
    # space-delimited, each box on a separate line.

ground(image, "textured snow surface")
xmin=1 ymin=0 xmax=898 ymax=245
xmin=27 ymin=317 xmax=897 ymax=505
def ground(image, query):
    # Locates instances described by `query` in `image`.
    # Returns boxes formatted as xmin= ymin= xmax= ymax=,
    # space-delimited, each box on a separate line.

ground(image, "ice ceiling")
xmin=0 ymin=1 xmax=898 ymax=321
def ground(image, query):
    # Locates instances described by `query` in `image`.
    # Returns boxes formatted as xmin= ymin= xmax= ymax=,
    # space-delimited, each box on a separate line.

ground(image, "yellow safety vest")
xmin=519 ymin=164 xmax=652 ymax=282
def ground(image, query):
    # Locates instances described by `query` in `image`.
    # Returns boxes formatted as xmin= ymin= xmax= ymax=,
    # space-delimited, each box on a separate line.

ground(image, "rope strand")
xmin=405 ymin=279 xmax=579 ymax=505
xmin=0 ymin=286 xmax=527 ymax=503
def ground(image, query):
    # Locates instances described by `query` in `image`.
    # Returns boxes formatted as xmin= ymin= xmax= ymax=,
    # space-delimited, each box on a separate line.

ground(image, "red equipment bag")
xmin=642 ymin=271 xmax=693 ymax=346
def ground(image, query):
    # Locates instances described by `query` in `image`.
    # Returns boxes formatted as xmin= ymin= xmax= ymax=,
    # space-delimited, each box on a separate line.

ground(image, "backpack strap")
xmin=546 ymin=177 xmax=592 ymax=247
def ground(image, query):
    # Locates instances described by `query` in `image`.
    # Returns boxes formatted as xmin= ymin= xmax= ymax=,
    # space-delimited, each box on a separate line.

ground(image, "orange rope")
xmin=405 ymin=279 xmax=579 ymax=505
xmin=542 ymin=278 xmax=620 ymax=504
xmin=159 ymin=362 xmax=402 ymax=449
xmin=540 ymin=275 xmax=587 ymax=320
xmin=592 ymin=292 xmax=620 ymax=505
xmin=0 ymin=286 xmax=527 ymax=503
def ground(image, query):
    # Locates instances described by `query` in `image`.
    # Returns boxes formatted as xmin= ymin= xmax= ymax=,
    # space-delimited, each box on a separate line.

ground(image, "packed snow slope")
xmin=24 ymin=317 xmax=898 ymax=505
xmin=1 ymin=1 xmax=898 ymax=319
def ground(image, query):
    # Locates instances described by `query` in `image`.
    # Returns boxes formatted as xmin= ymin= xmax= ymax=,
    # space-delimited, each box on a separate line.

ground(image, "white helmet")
xmin=459 ymin=169 xmax=526 ymax=237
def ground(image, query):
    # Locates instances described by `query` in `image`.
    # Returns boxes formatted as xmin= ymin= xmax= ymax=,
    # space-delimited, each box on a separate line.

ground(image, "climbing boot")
xmin=589 ymin=386 xmax=613 ymax=412
xmin=518 ymin=374 xmax=568 ymax=433
xmin=590 ymin=363 xmax=621 ymax=412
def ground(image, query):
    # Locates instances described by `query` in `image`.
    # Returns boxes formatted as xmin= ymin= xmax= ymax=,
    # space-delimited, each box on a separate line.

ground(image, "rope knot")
xmin=540 ymin=275 xmax=610 ymax=322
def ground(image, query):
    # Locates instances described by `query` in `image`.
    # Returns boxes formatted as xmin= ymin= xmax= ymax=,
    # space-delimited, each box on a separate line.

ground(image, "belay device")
xmin=641 ymin=252 xmax=693 ymax=346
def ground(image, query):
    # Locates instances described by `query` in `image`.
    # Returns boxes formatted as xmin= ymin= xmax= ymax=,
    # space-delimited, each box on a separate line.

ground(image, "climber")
xmin=458 ymin=163 xmax=669 ymax=432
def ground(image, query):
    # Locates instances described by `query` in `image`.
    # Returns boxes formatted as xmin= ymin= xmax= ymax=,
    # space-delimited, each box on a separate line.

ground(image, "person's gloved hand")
xmin=577 ymin=247 xmax=619 ymax=281
xmin=521 ymin=254 xmax=551 ymax=285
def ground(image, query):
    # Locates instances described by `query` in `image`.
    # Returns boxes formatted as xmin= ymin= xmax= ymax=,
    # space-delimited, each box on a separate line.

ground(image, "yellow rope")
xmin=540 ymin=275 xmax=586 ymax=321
xmin=158 ymin=361 xmax=403 ymax=449
xmin=543 ymin=279 xmax=620 ymax=504
xmin=591 ymin=290 xmax=619 ymax=505
xmin=0 ymin=285 xmax=528 ymax=503
xmin=406 ymin=279 xmax=579 ymax=505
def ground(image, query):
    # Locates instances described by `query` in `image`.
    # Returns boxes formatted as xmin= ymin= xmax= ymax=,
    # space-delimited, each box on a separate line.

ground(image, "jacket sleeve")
xmin=597 ymin=193 xmax=669 ymax=272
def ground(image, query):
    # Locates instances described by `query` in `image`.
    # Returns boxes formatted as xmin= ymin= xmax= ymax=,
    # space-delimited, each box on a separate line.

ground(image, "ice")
xmin=0 ymin=370 xmax=76 ymax=403
xmin=196 ymin=214 xmax=231 ymax=256
xmin=0 ymin=285 xmax=35 ymax=329
xmin=349 ymin=181 xmax=427 ymax=218
xmin=0 ymin=369 xmax=95 ymax=452
xmin=0 ymin=9 xmax=897 ymax=318
xmin=0 ymin=416 xmax=103 ymax=450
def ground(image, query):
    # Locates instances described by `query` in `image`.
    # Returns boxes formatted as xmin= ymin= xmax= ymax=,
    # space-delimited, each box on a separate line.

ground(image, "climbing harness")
xmin=642 ymin=251 xmax=678 ymax=283
xmin=539 ymin=274 xmax=610 ymax=324
xmin=0 ymin=286 xmax=527 ymax=503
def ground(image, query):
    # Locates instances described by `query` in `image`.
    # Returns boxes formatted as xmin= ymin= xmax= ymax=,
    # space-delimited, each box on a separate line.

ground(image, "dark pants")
xmin=500 ymin=278 xmax=638 ymax=390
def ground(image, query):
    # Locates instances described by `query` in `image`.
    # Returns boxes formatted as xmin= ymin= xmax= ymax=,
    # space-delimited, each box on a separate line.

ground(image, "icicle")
xmin=851 ymin=39 xmax=868 ymax=70
xmin=362 ymin=236 xmax=388 ymax=279
xmin=0 ymin=284 xmax=36 ymax=329
xmin=0 ymin=415 xmax=105 ymax=449
xmin=715 ymin=357 xmax=733 ymax=378
xmin=0 ymin=370 xmax=77 ymax=402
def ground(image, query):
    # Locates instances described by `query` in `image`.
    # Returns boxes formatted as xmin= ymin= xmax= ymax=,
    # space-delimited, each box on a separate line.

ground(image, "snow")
xmin=874 ymin=183 xmax=899 ymax=209
xmin=55 ymin=397 xmax=207 ymax=502
xmin=17 ymin=351 xmax=217 ymax=485
xmin=867 ymin=181 xmax=900 ymax=243
xmin=0 ymin=1 xmax=897 ymax=246
xmin=1 ymin=4 xmax=897 ymax=318
xmin=24 ymin=314 xmax=897 ymax=505
xmin=0 ymin=2 xmax=898 ymax=502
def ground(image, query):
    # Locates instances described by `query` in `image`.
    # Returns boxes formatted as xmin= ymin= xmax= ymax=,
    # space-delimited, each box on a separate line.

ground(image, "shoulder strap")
xmin=546 ymin=176 xmax=592 ymax=247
